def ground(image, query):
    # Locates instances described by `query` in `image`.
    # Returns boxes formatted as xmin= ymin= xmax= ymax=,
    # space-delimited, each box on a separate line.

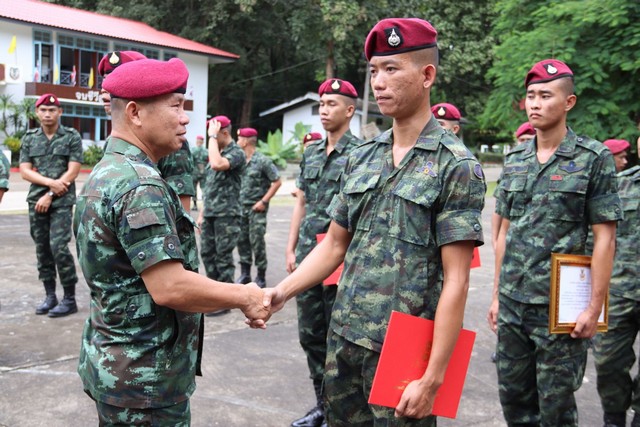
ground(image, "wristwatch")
xmin=209 ymin=134 xmax=218 ymax=139
xmin=47 ymin=191 xmax=55 ymax=197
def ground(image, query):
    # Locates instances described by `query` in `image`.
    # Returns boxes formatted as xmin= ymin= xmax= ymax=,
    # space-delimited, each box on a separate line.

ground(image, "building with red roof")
xmin=0 ymin=0 xmax=238 ymax=146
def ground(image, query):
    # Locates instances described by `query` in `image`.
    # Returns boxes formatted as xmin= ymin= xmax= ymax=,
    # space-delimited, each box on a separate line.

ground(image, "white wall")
xmin=178 ymin=51 xmax=209 ymax=148
xmin=0 ymin=22 xmax=33 ymax=103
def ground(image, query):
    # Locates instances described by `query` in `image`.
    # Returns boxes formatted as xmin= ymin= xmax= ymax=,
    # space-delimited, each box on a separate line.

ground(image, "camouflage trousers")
xmin=237 ymin=207 xmax=268 ymax=270
xmin=497 ymin=294 xmax=588 ymax=426
xmin=592 ymin=294 xmax=640 ymax=415
xmin=192 ymin=171 xmax=206 ymax=203
xmin=28 ymin=205 xmax=77 ymax=287
xmin=296 ymin=283 xmax=337 ymax=382
xmin=324 ymin=330 xmax=437 ymax=426
xmin=200 ymin=216 xmax=240 ymax=283
xmin=94 ymin=397 xmax=190 ymax=426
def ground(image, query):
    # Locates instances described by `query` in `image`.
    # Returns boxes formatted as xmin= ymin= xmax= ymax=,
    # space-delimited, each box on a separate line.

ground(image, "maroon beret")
xmin=304 ymin=132 xmax=323 ymax=143
xmin=196 ymin=135 xmax=204 ymax=140
xmin=603 ymin=139 xmax=630 ymax=155
xmin=35 ymin=93 xmax=60 ymax=108
xmin=98 ymin=51 xmax=147 ymax=77
xmin=431 ymin=103 xmax=461 ymax=121
xmin=365 ymin=18 xmax=437 ymax=61
xmin=102 ymin=58 xmax=188 ymax=99
xmin=318 ymin=79 xmax=358 ymax=98
xmin=237 ymin=128 xmax=258 ymax=138
xmin=211 ymin=115 xmax=231 ymax=129
xmin=515 ymin=122 xmax=536 ymax=138
xmin=525 ymin=59 xmax=573 ymax=87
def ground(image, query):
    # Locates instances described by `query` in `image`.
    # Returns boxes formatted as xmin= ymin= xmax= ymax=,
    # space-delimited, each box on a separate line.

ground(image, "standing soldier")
xmin=592 ymin=138 xmax=638 ymax=427
xmin=431 ymin=102 xmax=462 ymax=135
xmin=603 ymin=139 xmax=630 ymax=173
xmin=236 ymin=127 xmax=282 ymax=288
xmin=197 ymin=115 xmax=246 ymax=316
xmin=284 ymin=78 xmax=363 ymax=427
xmin=488 ymin=59 xmax=621 ymax=426
xmin=19 ymin=93 xmax=83 ymax=317
xmin=191 ymin=135 xmax=209 ymax=210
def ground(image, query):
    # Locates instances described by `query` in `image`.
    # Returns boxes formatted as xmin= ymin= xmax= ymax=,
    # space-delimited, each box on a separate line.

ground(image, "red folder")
xmin=470 ymin=247 xmax=481 ymax=269
xmin=316 ymin=233 xmax=343 ymax=285
xmin=368 ymin=311 xmax=476 ymax=419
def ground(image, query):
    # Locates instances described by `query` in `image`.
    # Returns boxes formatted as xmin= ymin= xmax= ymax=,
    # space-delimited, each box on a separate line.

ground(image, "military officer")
xmin=302 ymin=131 xmax=323 ymax=149
xmin=260 ymin=18 xmax=485 ymax=426
xmin=191 ymin=135 xmax=209 ymax=210
xmin=603 ymin=139 xmax=630 ymax=173
xmin=515 ymin=121 xmax=536 ymax=145
xmin=236 ymin=127 xmax=281 ymax=288
xmin=197 ymin=115 xmax=246 ymax=316
xmin=431 ymin=102 xmax=462 ymax=135
xmin=74 ymin=57 xmax=268 ymax=425
xmin=19 ymin=93 xmax=83 ymax=317
xmin=488 ymin=59 xmax=622 ymax=426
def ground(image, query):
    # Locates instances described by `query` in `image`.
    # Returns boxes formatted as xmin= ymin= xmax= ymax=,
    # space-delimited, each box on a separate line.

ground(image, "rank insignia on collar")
xmin=558 ymin=160 xmax=584 ymax=173
xmin=385 ymin=28 xmax=402 ymax=48
xmin=421 ymin=161 xmax=437 ymax=177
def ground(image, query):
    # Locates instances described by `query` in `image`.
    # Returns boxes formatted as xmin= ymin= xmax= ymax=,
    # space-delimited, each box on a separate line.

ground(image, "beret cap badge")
xmin=109 ymin=52 xmax=120 ymax=65
xmin=386 ymin=28 xmax=402 ymax=47
xmin=331 ymin=80 xmax=341 ymax=91
xmin=545 ymin=64 xmax=558 ymax=75
xmin=437 ymin=107 xmax=446 ymax=117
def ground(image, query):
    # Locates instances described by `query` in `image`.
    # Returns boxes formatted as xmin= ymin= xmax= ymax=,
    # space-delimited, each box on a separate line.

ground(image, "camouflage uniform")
xmin=237 ymin=151 xmax=280 ymax=271
xmin=325 ymin=117 xmax=485 ymax=425
xmin=20 ymin=125 xmax=83 ymax=290
xmin=200 ymin=141 xmax=245 ymax=282
xmin=592 ymin=165 xmax=640 ymax=418
xmin=0 ymin=150 xmax=9 ymax=192
xmin=295 ymin=131 xmax=361 ymax=393
xmin=158 ymin=141 xmax=195 ymax=199
xmin=191 ymin=143 xmax=209 ymax=205
xmin=494 ymin=129 xmax=622 ymax=426
xmin=74 ymin=138 xmax=201 ymax=421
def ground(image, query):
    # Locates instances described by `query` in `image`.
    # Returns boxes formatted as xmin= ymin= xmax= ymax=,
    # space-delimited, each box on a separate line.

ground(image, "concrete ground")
xmin=0 ymin=165 xmax=612 ymax=426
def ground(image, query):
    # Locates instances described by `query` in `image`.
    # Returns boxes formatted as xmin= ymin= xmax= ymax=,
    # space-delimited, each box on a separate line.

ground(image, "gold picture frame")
xmin=549 ymin=253 xmax=608 ymax=334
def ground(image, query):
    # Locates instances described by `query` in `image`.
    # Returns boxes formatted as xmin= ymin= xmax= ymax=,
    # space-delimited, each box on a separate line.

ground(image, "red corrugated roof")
xmin=0 ymin=0 xmax=238 ymax=61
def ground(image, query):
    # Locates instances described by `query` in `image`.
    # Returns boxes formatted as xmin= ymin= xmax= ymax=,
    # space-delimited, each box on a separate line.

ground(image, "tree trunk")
xmin=240 ymin=81 xmax=254 ymax=128
xmin=325 ymin=39 xmax=335 ymax=79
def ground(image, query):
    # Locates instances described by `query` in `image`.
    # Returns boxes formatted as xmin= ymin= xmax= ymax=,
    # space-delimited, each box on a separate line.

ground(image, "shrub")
xmin=478 ymin=151 xmax=505 ymax=164
xmin=257 ymin=129 xmax=298 ymax=169
xmin=83 ymin=145 xmax=104 ymax=167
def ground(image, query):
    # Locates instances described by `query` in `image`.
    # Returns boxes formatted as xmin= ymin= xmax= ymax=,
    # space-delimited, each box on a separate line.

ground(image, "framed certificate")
xmin=549 ymin=253 xmax=608 ymax=334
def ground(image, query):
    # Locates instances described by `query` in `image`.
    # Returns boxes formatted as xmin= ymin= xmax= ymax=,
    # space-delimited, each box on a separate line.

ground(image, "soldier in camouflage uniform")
xmin=488 ymin=59 xmax=622 ymax=426
xmin=431 ymin=102 xmax=462 ymax=135
xmin=0 ymin=150 xmax=9 ymax=203
xmin=592 ymin=139 xmax=640 ymax=427
xmin=74 ymin=57 xmax=268 ymax=425
xmin=158 ymin=141 xmax=195 ymax=212
xmin=260 ymin=19 xmax=485 ymax=426
xmin=197 ymin=115 xmax=246 ymax=316
xmin=191 ymin=135 xmax=208 ymax=210
xmin=284 ymin=78 xmax=362 ymax=427
xmin=236 ymin=127 xmax=281 ymax=288
xmin=19 ymin=93 xmax=83 ymax=317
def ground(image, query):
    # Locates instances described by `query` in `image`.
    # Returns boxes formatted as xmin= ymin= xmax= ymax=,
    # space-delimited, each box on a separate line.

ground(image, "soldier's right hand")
xmin=240 ymin=283 xmax=270 ymax=328
xmin=48 ymin=178 xmax=69 ymax=196
xmin=487 ymin=297 xmax=499 ymax=334
xmin=285 ymin=251 xmax=297 ymax=274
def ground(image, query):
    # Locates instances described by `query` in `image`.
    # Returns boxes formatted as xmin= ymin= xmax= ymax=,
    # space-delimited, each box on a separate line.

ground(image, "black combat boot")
xmin=291 ymin=379 xmax=325 ymax=427
xmin=35 ymin=281 xmax=58 ymax=315
xmin=236 ymin=263 xmax=252 ymax=284
xmin=255 ymin=269 xmax=267 ymax=288
xmin=48 ymin=285 xmax=78 ymax=318
xmin=603 ymin=412 xmax=627 ymax=427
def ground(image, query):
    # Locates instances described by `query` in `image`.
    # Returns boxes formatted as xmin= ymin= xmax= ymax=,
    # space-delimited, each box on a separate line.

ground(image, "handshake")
xmin=238 ymin=283 xmax=288 ymax=329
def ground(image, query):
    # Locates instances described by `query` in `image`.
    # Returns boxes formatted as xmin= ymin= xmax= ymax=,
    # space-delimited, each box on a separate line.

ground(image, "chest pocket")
xmin=619 ymin=198 xmax=639 ymax=238
xmin=52 ymin=139 xmax=71 ymax=156
xmin=547 ymin=176 xmax=588 ymax=222
xmin=342 ymin=172 xmax=379 ymax=232
xmin=388 ymin=176 xmax=440 ymax=246
xmin=303 ymin=166 xmax=321 ymax=181
xmin=28 ymin=144 xmax=47 ymax=159
xmin=503 ymin=177 xmax=527 ymax=217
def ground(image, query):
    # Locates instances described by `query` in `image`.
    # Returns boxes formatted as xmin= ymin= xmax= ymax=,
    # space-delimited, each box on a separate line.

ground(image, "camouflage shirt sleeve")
xmin=585 ymin=148 xmax=622 ymax=224
xmin=0 ymin=152 xmax=9 ymax=190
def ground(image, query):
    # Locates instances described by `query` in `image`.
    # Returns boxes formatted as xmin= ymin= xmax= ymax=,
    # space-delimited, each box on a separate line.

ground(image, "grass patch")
xmin=486 ymin=180 xmax=497 ymax=197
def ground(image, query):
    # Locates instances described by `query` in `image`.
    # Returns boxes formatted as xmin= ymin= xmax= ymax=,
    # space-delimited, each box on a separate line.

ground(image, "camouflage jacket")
xmin=295 ymin=130 xmax=362 ymax=260
xmin=73 ymin=137 xmax=200 ymax=408
xmin=495 ymin=128 xmax=622 ymax=304
xmin=328 ymin=116 xmax=485 ymax=352
xmin=0 ymin=151 xmax=9 ymax=190
xmin=191 ymin=145 xmax=209 ymax=175
xmin=158 ymin=141 xmax=195 ymax=197
xmin=610 ymin=165 xmax=640 ymax=300
xmin=202 ymin=140 xmax=246 ymax=217
xmin=19 ymin=125 xmax=83 ymax=207
xmin=240 ymin=151 xmax=280 ymax=207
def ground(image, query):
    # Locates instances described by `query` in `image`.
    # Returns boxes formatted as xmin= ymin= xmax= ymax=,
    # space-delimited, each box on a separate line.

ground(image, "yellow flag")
xmin=53 ymin=63 xmax=59 ymax=84
xmin=89 ymin=67 xmax=94 ymax=88
xmin=8 ymin=35 xmax=16 ymax=54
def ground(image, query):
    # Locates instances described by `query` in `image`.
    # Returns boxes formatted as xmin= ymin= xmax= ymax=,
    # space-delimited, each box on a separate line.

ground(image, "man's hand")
xmin=49 ymin=178 xmax=69 ymax=196
xmin=285 ymin=250 xmax=297 ymax=274
xmin=571 ymin=307 xmax=600 ymax=338
xmin=487 ymin=296 xmax=499 ymax=334
xmin=394 ymin=378 xmax=437 ymax=419
xmin=240 ymin=283 xmax=270 ymax=328
xmin=208 ymin=119 xmax=222 ymax=138
xmin=246 ymin=286 xmax=287 ymax=329
xmin=35 ymin=193 xmax=52 ymax=213
xmin=252 ymin=200 xmax=266 ymax=212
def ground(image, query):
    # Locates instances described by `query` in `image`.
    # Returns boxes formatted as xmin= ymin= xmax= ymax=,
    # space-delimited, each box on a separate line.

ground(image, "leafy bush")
xmin=3 ymin=136 xmax=21 ymax=166
xmin=257 ymin=129 xmax=298 ymax=169
xmin=477 ymin=151 xmax=505 ymax=164
xmin=83 ymin=145 xmax=104 ymax=167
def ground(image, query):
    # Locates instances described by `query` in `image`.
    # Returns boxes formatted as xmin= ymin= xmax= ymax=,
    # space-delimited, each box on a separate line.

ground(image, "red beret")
xmin=603 ymin=139 xmax=630 ymax=155
xmin=196 ymin=135 xmax=204 ymax=140
xmin=431 ymin=103 xmax=461 ymax=121
xmin=515 ymin=122 xmax=536 ymax=138
xmin=525 ymin=59 xmax=573 ymax=87
xmin=318 ymin=79 xmax=358 ymax=98
xmin=35 ymin=93 xmax=60 ymax=108
xmin=102 ymin=58 xmax=188 ymax=99
xmin=211 ymin=115 xmax=231 ymax=129
xmin=98 ymin=51 xmax=147 ymax=77
xmin=304 ymin=132 xmax=323 ymax=143
xmin=237 ymin=128 xmax=258 ymax=138
xmin=365 ymin=18 xmax=437 ymax=61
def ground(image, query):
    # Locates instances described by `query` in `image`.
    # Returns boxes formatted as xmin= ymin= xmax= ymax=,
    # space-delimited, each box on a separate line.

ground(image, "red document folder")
xmin=316 ymin=233 xmax=343 ymax=285
xmin=470 ymin=247 xmax=481 ymax=269
xmin=368 ymin=311 xmax=476 ymax=419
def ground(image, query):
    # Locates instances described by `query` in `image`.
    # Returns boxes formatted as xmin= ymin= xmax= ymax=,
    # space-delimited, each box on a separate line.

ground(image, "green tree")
xmin=482 ymin=0 xmax=640 ymax=141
